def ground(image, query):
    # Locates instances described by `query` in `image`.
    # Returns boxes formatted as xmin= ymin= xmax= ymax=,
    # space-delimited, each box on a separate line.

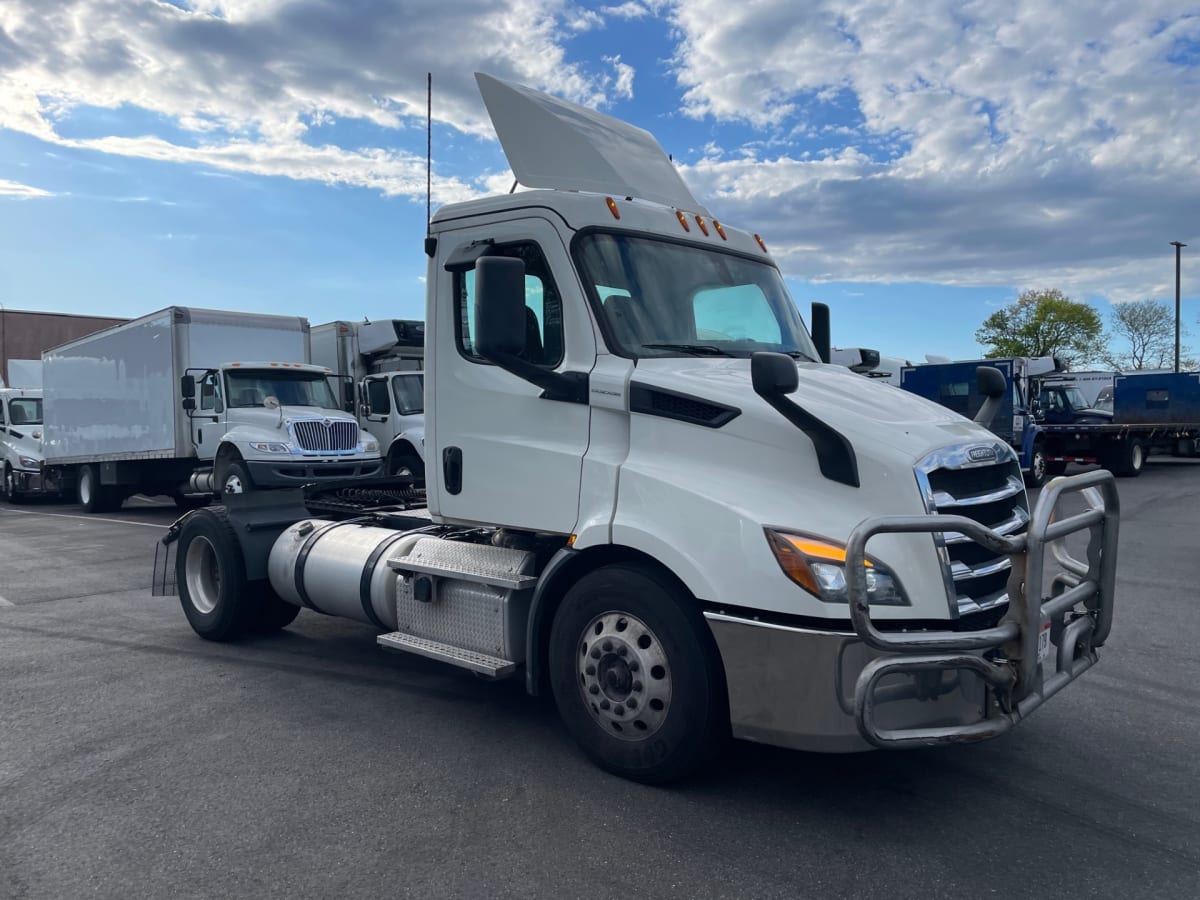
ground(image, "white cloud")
xmin=663 ymin=0 xmax=1200 ymax=301
xmin=602 ymin=2 xmax=654 ymax=19
xmin=0 ymin=178 xmax=53 ymax=198
xmin=605 ymin=54 xmax=636 ymax=99
xmin=0 ymin=0 xmax=621 ymax=197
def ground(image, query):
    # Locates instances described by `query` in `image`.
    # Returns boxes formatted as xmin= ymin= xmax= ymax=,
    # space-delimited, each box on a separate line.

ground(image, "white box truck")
xmin=312 ymin=319 xmax=426 ymax=481
xmin=42 ymin=307 xmax=382 ymax=512
xmin=159 ymin=75 xmax=1120 ymax=783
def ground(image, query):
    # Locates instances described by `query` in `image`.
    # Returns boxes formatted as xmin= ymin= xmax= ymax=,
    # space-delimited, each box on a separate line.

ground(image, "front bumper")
xmin=246 ymin=458 xmax=383 ymax=487
xmin=708 ymin=470 xmax=1119 ymax=752
xmin=12 ymin=469 xmax=49 ymax=494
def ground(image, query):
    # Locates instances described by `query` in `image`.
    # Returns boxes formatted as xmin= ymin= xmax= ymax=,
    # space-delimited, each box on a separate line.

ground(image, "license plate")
xmin=1037 ymin=622 xmax=1052 ymax=663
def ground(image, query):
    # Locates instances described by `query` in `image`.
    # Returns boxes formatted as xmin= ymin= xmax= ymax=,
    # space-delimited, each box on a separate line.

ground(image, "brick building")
xmin=0 ymin=308 xmax=128 ymax=386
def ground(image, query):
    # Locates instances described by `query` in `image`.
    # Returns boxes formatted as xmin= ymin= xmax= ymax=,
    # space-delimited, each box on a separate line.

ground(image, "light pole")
xmin=1170 ymin=241 xmax=1186 ymax=373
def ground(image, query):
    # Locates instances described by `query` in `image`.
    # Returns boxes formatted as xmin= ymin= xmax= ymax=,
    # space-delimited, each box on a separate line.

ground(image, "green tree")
xmin=975 ymin=289 xmax=1105 ymax=365
xmin=1103 ymin=299 xmax=1194 ymax=370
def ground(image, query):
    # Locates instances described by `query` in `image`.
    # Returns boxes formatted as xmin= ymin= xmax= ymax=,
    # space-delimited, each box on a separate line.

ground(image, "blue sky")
xmin=1 ymin=0 xmax=1198 ymax=363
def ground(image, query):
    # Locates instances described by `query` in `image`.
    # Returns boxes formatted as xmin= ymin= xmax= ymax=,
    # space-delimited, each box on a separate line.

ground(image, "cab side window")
xmin=366 ymin=379 xmax=391 ymax=415
xmin=200 ymin=373 xmax=221 ymax=411
xmin=0 ymin=402 xmax=6 ymax=426
xmin=455 ymin=242 xmax=564 ymax=368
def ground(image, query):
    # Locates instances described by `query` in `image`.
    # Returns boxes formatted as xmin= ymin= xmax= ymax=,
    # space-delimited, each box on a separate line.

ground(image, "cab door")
xmin=429 ymin=216 xmax=596 ymax=533
xmin=189 ymin=370 xmax=227 ymax=461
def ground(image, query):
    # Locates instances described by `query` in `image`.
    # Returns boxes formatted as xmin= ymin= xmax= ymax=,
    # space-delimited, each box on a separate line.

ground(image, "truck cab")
xmin=165 ymin=73 xmax=1119 ymax=783
xmin=0 ymin=388 xmax=46 ymax=502
xmin=186 ymin=362 xmax=382 ymax=495
xmin=1034 ymin=383 xmax=1111 ymax=426
xmin=360 ymin=370 xmax=425 ymax=480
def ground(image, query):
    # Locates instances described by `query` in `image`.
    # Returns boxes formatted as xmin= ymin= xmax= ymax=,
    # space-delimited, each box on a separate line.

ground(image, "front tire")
xmin=388 ymin=450 xmax=425 ymax=485
xmin=1024 ymin=444 xmax=1049 ymax=488
xmin=548 ymin=563 xmax=728 ymax=784
xmin=217 ymin=458 xmax=254 ymax=496
xmin=3 ymin=464 xmax=23 ymax=504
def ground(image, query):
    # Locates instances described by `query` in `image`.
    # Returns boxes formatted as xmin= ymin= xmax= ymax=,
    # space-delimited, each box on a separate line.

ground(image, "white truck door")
xmin=189 ymin=370 xmax=228 ymax=462
xmin=431 ymin=217 xmax=595 ymax=533
xmin=361 ymin=375 xmax=396 ymax=448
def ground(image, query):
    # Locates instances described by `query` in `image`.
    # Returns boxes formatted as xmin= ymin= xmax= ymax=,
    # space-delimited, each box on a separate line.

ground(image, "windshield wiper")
xmin=640 ymin=343 xmax=736 ymax=357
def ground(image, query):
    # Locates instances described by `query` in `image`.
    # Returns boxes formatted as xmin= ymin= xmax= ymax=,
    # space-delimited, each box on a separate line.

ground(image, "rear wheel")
xmin=78 ymin=464 xmax=118 ymax=513
xmin=177 ymin=507 xmax=255 ymax=641
xmin=548 ymin=563 xmax=728 ymax=784
xmin=1117 ymin=438 xmax=1147 ymax=477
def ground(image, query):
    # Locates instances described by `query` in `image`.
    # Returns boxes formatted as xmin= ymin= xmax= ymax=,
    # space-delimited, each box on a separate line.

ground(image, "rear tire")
xmin=177 ymin=507 xmax=255 ymax=641
xmin=78 ymin=464 xmax=118 ymax=513
xmin=1104 ymin=439 xmax=1142 ymax=480
xmin=548 ymin=562 xmax=729 ymax=784
xmin=250 ymin=587 xmax=301 ymax=634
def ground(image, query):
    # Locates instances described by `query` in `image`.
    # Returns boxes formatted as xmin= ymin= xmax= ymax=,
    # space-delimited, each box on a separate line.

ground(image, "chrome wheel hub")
xmin=577 ymin=612 xmax=672 ymax=741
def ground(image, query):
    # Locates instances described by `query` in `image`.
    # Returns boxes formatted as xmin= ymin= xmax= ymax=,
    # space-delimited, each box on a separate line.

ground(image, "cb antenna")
xmin=424 ymin=72 xmax=436 ymax=257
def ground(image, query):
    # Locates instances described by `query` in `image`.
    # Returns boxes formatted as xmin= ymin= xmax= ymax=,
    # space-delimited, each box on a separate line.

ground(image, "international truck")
xmin=156 ymin=74 xmax=1120 ymax=783
xmin=311 ymin=319 xmax=426 ymax=481
xmin=0 ymin=386 xmax=47 ymax=502
xmin=901 ymin=358 xmax=1200 ymax=485
xmin=42 ymin=307 xmax=383 ymax=512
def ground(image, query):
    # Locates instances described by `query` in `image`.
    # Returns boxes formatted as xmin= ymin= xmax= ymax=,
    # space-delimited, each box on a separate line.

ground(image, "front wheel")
xmin=548 ymin=563 xmax=728 ymax=784
xmin=217 ymin=459 xmax=254 ymax=496
xmin=388 ymin=451 xmax=425 ymax=485
xmin=1024 ymin=445 xmax=1049 ymax=488
xmin=3 ymin=465 xmax=23 ymax=504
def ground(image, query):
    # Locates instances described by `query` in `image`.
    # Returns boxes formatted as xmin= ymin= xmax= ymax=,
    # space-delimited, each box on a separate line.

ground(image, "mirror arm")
xmin=487 ymin=352 xmax=589 ymax=404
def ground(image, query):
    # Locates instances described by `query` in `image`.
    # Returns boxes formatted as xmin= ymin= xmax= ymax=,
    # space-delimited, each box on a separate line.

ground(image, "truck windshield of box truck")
xmin=571 ymin=232 xmax=821 ymax=361
xmin=225 ymin=370 xmax=339 ymax=409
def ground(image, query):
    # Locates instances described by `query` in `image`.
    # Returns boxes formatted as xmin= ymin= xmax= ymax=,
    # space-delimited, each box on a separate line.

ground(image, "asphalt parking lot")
xmin=2 ymin=465 xmax=1198 ymax=899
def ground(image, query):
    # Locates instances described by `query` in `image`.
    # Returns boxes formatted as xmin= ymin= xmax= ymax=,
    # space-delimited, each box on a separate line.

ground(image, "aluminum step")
xmin=377 ymin=631 xmax=518 ymax=679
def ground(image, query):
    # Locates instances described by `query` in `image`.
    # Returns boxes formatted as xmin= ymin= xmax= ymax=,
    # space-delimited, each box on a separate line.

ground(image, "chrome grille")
xmin=916 ymin=442 xmax=1029 ymax=616
xmin=291 ymin=419 xmax=359 ymax=452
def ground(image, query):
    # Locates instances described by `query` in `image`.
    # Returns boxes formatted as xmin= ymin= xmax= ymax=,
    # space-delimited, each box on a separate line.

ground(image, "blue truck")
xmin=901 ymin=359 xmax=1200 ymax=486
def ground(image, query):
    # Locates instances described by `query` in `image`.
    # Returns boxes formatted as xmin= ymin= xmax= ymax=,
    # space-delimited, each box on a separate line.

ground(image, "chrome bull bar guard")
xmin=845 ymin=469 xmax=1119 ymax=748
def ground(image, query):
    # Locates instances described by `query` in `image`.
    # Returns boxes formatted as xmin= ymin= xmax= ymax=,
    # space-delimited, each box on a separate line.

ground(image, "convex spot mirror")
xmin=751 ymin=351 xmax=800 ymax=396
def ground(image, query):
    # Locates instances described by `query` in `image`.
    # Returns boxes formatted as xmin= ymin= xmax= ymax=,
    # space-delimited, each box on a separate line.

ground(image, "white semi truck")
xmin=42 ymin=307 xmax=383 ymax=512
xmin=311 ymin=319 xmax=426 ymax=481
xmin=0 ymin=386 xmax=47 ymax=502
xmin=159 ymin=75 xmax=1120 ymax=783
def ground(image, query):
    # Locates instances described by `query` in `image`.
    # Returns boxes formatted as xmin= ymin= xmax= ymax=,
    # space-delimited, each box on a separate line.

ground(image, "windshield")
xmin=8 ymin=398 xmax=43 ymax=426
xmin=574 ymin=233 xmax=820 ymax=360
xmin=1062 ymin=387 xmax=1089 ymax=409
xmin=392 ymin=373 xmax=424 ymax=415
xmin=225 ymin=370 xmax=338 ymax=409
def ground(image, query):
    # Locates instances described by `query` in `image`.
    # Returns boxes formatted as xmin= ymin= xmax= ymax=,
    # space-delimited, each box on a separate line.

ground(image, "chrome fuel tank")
xmin=267 ymin=520 xmax=425 ymax=629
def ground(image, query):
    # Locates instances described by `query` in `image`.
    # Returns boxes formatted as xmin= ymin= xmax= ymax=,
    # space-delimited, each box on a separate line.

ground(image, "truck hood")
xmin=631 ymin=357 xmax=992 ymax=466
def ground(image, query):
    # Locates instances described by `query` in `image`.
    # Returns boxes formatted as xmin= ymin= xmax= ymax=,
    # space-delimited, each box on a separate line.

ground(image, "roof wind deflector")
xmin=475 ymin=72 xmax=711 ymax=216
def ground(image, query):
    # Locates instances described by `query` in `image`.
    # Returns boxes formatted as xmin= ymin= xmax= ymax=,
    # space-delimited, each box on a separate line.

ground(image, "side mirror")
xmin=751 ymin=351 xmax=800 ymax=396
xmin=810 ymin=302 xmax=831 ymax=364
xmin=180 ymin=375 xmax=196 ymax=399
xmin=474 ymin=256 xmax=527 ymax=359
xmin=342 ymin=381 xmax=355 ymax=414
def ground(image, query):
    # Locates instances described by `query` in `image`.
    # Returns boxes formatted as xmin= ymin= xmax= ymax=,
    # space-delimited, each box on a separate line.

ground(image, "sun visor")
xmin=476 ymin=72 xmax=710 ymax=217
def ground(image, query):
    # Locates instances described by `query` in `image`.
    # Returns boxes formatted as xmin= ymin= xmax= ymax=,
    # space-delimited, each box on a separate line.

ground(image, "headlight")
xmin=249 ymin=441 xmax=290 ymax=453
xmin=363 ymin=439 xmax=379 ymax=453
xmin=18 ymin=455 xmax=41 ymax=468
xmin=765 ymin=529 xmax=908 ymax=606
